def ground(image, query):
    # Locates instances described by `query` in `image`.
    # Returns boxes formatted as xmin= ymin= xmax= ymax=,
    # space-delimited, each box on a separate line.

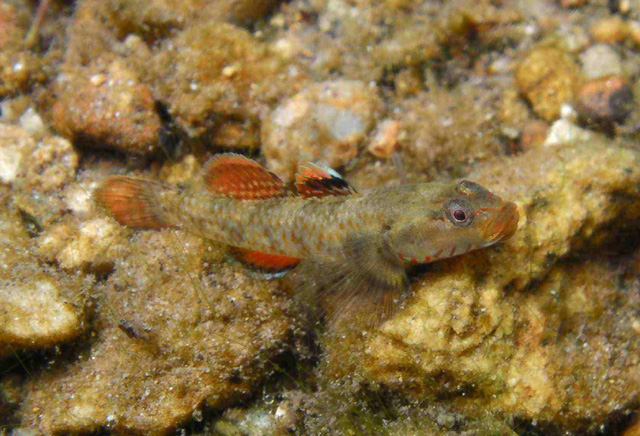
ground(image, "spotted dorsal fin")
xmin=203 ymin=153 xmax=286 ymax=200
xmin=231 ymin=247 xmax=300 ymax=273
xmin=294 ymin=163 xmax=357 ymax=198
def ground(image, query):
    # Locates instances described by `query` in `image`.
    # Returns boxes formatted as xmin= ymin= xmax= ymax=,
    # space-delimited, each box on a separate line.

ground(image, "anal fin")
xmin=232 ymin=247 xmax=300 ymax=273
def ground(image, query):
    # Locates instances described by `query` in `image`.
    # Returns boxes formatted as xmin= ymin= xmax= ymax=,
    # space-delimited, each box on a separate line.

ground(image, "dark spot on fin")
xmin=203 ymin=153 xmax=286 ymax=200
xmin=295 ymin=162 xmax=357 ymax=198
xmin=231 ymin=247 xmax=300 ymax=273
xmin=94 ymin=176 xmax=170 ymax=229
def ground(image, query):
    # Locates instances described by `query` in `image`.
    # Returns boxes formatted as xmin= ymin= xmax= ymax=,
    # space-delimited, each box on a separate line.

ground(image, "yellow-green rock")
xmin=515 ymin=47 xmax=582 ymax=121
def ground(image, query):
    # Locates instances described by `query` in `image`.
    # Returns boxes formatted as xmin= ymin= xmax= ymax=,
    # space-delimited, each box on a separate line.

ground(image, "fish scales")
xmin=157 ymin=188 xmax=384 ymax=260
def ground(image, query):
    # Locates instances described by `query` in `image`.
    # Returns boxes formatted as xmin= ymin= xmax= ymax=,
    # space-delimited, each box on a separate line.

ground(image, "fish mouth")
xmin=482 ymin=201 xmax=519 ymax=244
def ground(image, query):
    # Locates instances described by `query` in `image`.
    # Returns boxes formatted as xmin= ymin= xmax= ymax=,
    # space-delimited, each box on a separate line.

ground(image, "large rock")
xmin=20 ymin=229 xmax=298 ymax=435
xmin=153 ymin=21 xmax=296 ymax=141
xmin=324 ymin=140 xmax=640 ymax=428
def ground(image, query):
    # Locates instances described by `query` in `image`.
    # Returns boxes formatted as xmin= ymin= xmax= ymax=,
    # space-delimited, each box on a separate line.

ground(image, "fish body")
xmin=95 ymin=154 xmax=519 ymax=324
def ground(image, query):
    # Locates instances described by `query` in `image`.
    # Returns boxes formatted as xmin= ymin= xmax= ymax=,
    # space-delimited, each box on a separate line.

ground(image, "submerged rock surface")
xmin=20 ymin=230 xmax=298 ymax=435
xmin=1 ymin=0 xmax=640 ymax=434
xmin=355 ymin=140 xmax=640 ymax=427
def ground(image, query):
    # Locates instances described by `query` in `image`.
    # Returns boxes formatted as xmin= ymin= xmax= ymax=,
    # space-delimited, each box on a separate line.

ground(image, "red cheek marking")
xmin=410 ymin=257 xmax=418 ymax=265
xmin=423 ymin=256 xmax=431 ymax=263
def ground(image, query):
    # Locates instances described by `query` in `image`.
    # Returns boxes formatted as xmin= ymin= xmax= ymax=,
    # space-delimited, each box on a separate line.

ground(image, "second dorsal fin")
xmin=294 ymin=163 xmax=357 ymax=198
xmin=203 ymin=153 xmax=286 ymax=200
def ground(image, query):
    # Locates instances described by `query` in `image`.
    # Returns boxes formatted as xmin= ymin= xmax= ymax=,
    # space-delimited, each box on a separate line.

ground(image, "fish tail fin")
xmin=94 ymin=176 xmax=171 ymax=229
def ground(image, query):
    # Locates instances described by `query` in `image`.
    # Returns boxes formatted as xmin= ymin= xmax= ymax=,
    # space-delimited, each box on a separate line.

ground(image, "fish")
xmin=94 ymin=153 xmax=519 ymax=327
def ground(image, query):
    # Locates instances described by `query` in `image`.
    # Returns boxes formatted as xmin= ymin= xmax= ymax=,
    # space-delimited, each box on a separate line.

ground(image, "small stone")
xmin=575 ymin=76 xmax=634 ymax=130
xmin=515 ymin=47 xmax=581 ymax=121
xmin=63 ymin=180 xmax=98 ymax=220
xmin=544 ymin=119 xmax=593 ymax=147
xmin=262 ymin=80 xmax=380 ymax=182
xmin=52 ymin=59 xmax=163 ymax=156
xmin=18 ymin=107 xmax=47 ymax=138
xmin=368 ymin=119 xmax=400 ymax=159
xmin=520 ymin=120 xmax=549 ymax=151
xmin=580 ymin=44 xmax=623 ymax=80
xmin=627 ymin=21 xmax=640 ymax=46
xmin=561 ymin=25 xmax=590 ymax=53
xmin=590 ymin=16 xmax=629 ymax=44
xmin=0 ymin=124 xmax=36 ymax=184
xmin=560 ymin=103 xmax=578 ymax=122
xmin=20 ymin=136 xmax=78 ymax=192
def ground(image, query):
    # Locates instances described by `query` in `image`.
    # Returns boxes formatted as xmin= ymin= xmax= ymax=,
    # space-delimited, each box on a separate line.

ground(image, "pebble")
xmin=18 ymin=107 xmax=47 ymax=138
xmin=590 ymin=16 xmax=629 ymax=44
xmin=515 ymin=47 xmax=581 ymax=121
xmin=0 ymin=278 xmax=82 ymax=357
xmin=368 ymin=119 xmax=400 ymax=159
xmin=544 ymin=119 xmax=593 ymax=147
xmin=0 ymin=124 xmax=35 ymax=184
xmin=52 ymin=59 xmax=162 ymax=156
xmin=575 ymin=76 xmax=633 ymax=130
xmin=580 ymin=44 xmax=623 ymax=80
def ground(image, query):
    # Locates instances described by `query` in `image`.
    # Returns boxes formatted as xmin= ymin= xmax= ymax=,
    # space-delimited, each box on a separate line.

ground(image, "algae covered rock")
xmin=154 ymin=21 xmax=296 ymax=140
xmin=0 ymin=2 xmax=45 ymax=97
xmin=343 ymin=139 xmax=640 ymax=428
xmin=516 ymin=46 xmax=582 ymax=121
xmin=0 ymin=192 xmax=87 ymax=357
xmin=52 ymin=58 xmax=163 ymax=156
xmin=21 ymin=229 xmax=298 ymax=435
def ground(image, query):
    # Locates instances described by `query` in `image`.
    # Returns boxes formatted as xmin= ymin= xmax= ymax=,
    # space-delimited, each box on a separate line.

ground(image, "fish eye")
xmin=453 ymin=209 xmax=467 ymax=221
xmin=444 ymin=199 xmax=474 ymax=227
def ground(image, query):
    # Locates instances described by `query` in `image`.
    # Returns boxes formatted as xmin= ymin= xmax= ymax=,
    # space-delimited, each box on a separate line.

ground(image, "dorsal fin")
xmin=231 ymin=247 xmax=300 ymax=272
xmin=203 ymin=153 xmax=286 ymax=200
xmin=294 ymin=163 xmax=357 ymax=198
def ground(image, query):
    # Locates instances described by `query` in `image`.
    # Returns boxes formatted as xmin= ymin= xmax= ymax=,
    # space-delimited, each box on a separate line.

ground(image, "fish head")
xmin=384 ymin=180 xmax=519 ymax=265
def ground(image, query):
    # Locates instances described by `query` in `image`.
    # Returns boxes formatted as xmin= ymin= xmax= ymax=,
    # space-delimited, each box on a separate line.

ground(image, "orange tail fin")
xmin=94 ymin=176 xmax=170 ymax=229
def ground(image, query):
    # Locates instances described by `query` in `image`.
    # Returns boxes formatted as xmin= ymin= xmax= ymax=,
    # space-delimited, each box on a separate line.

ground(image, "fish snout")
xmin=482 ymin=201 xmax=519 ymax=244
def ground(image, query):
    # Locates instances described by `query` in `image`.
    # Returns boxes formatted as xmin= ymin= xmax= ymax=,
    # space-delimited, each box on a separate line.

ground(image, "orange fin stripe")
xmin=232 ymin=247 xmax=300 ymax=272
xmin=94 ymin=176 xmax=170 ymax=229
xmin=294 ymin=162 xmax=356 ymax=198
xmin=203 ymin=153 xmax=285 ymax=200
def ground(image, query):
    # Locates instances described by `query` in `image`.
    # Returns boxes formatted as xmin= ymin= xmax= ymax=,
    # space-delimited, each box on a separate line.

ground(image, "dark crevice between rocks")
xmin=513 ymin=407 xmax=638 ymax=436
